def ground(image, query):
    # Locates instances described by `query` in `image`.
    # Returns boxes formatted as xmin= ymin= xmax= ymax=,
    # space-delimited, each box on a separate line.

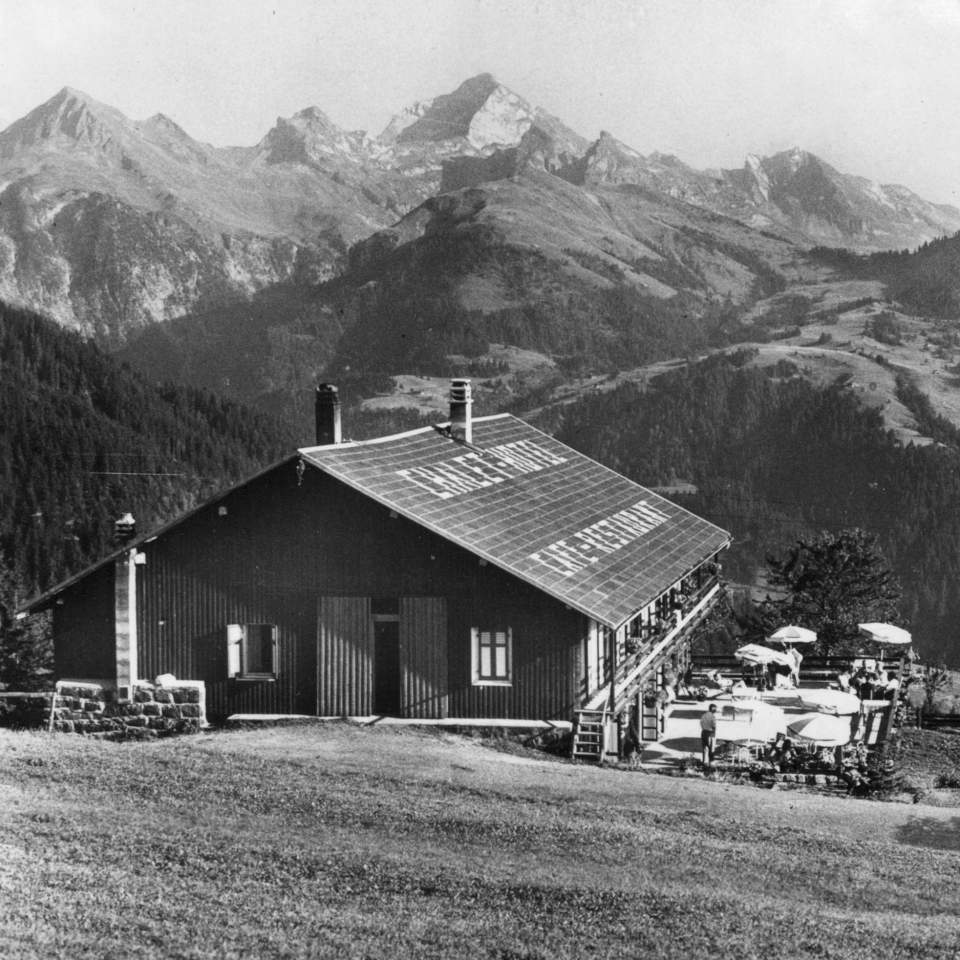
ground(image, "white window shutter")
xmin=270 ymin=626 xmax=279 ymax=675
xmin=227 ymin=624 xmax=243 ymax=677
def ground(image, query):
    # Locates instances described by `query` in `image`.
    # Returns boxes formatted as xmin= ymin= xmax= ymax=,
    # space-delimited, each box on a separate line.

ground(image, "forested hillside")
xmin=812 ymin=234 xmax=960 ymax=318
xmin=551 ymin=351 xmax=960 ymax=665
xmin=0 ymin=300 xmax=296 ymax=595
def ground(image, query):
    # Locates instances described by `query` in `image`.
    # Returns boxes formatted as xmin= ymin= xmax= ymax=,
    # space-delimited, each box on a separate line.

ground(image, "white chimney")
xmin=449 ymin=379 xmax=472 ymax=444
xmin=315 ymin=383 xmax=342 ymax=445
xmin=114 ymin=513 xmax=136 ymax=545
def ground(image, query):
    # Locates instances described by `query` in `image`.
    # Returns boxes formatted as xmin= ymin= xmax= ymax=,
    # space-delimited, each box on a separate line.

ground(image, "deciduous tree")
xmin=761 ymin=529 xmax=902 ymax=654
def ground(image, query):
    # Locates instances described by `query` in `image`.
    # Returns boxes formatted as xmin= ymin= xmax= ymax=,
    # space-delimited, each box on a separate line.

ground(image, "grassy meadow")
xmin=2 ymin=722 xmax=959 ymax=960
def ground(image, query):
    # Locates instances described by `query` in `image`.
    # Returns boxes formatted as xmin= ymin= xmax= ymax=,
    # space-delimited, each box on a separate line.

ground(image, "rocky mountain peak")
xmin=0 ymin=85 xmax=131 ymax=160
xmin=258 ymin=106 xmax=370 ymax=166
xmin=390 ymin=73 xmax=530 ymax=148
xmin=142 ymin=112 xmax=190 ymax=137
xmin=765 ymin=147 xmax=822 ymax=178
xmin=139 ymin=112 xmax=213 ymax=167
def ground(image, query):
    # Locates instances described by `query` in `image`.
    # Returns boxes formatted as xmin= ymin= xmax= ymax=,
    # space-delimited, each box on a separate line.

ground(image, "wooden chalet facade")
xmin=21 ymin=382 xmax=731 ymax=735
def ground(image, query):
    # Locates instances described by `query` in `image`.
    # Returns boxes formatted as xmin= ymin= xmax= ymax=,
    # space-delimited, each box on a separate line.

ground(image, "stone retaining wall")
xmin=0 ymin=679 xmax=206 ymax=739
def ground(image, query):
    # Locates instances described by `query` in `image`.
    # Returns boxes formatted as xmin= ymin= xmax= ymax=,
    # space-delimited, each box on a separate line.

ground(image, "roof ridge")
xmin=299 ymin=413 xmax=515 ymax=452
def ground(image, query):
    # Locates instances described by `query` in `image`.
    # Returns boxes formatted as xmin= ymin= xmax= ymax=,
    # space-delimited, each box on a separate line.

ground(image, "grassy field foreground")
xmin=2 ymin=724 xmax=960 ymax=960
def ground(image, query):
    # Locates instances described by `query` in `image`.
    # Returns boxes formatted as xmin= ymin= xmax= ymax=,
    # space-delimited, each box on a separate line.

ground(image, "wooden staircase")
xmin=571 ymin=707 xmax=609 ymax=762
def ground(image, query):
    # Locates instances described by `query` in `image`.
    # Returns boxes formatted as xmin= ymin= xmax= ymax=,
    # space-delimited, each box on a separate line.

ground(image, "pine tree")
xmin=0 ymin=558 xmax=52 ymax=691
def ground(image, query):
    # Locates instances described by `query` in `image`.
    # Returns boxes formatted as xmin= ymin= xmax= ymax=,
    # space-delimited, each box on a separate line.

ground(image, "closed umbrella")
xmin=787 ymin=713 xmax=851 ymax=746
xmin=858 ymin=622 xmax=911 ymax=646
xmin=796 ymin=688 xmax=861 ymax=716
xmin=767 ymin=625 xmax=818 ymax=645
xmin=734 ymin=643 xmax=793 ymax=667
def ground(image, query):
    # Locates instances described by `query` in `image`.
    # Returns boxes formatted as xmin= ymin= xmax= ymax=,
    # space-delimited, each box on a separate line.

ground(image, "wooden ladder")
xmin=571 ymin=708 xmax=608 ymax=762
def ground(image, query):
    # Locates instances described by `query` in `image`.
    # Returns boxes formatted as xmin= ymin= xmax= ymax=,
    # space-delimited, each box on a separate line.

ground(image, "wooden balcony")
xmin=583 ymin=578 xmax=721 ymax=713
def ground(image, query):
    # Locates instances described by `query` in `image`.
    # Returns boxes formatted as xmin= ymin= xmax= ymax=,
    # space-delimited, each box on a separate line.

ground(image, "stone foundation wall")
xmin=0 ymin=679 xmax=206 ymax=739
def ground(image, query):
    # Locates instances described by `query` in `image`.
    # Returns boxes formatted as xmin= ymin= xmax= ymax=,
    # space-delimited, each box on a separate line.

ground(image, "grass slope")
xmin=2 ymin=725 xmax=959 ymax=960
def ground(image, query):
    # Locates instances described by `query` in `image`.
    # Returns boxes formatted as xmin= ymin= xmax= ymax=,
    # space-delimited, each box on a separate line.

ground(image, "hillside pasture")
xmin=2 ymin=724 xmax=959 ymax=960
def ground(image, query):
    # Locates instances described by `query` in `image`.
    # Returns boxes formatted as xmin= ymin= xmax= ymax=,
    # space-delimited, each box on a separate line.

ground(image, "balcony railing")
xmin=584 ymin=577 xmax=722 ymax=713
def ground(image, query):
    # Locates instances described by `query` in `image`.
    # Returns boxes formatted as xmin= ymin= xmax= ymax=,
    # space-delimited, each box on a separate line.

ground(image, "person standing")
xmin=788 ymin=644 xmax=803 ymax=687
xmin=700 ymin=703 xmax=718 ymax=765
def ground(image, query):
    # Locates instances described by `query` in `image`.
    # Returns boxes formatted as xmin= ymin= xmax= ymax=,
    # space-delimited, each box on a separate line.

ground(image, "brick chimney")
xmin=315 ymin=383 xmax=342 ymax=445
xmin=449 ymin=379 xmax=472 ymax=444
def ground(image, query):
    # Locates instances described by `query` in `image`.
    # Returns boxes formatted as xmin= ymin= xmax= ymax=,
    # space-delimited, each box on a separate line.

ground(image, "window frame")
xmin=227 ymin=622 xmax=279 ymax=681
xmin=471 ymin=626 xmax=513 ymax=686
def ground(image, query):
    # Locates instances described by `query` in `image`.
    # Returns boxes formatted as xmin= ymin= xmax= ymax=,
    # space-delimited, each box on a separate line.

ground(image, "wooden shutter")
xmin=226 ymin=624 xmax=242 ymax=678
xmin=317 ymin=598 xmax=372 ymax=716
xmin=270 ymin=625 xmax=279 ymax=676
xmin=400 ymin=597 xmax=447 ymax=718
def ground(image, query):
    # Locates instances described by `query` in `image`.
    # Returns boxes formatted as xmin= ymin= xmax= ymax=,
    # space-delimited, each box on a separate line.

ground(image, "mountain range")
xmin=7 ymin=74 xmax=960 ymax=662
xmin=2 ymin=73 xmax=959 ymax=349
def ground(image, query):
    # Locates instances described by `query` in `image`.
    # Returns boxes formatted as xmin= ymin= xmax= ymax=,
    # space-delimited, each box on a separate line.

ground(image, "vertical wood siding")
xmin=122 ymin=464 xmax=587 ymax=721
xmin=55 ymin=565 xmax=115 ymax=682
xmin=445 ymin=588 xmax=583 ymax=720
xmin=400 ymin=597 xmax=448 ymax=718
xmin=317 ymin=597 xmax=372 ymax=716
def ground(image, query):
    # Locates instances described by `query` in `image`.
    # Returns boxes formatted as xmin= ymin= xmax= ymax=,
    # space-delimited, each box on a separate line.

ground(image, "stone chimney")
xmin=315 ymin=383 xmax=342 ymax=445
xmin=449 ymin=379 xmax=472 ymax=444
xmin=114 ymin=512 xmax=136 ymax=545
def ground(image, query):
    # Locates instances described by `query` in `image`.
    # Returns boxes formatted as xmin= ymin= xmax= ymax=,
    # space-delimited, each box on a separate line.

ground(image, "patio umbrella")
xmin=767 ymin=625 xmax=818 ymax=645
xmin=734 ymin=643 xmax=793 ymax=667
xmin=787 ymin=712 xmax=851 ymax=746
xmin=858 ymin=622 xmax=912 ymax=646
xmin=716 ymin=699 xmax=786 ymax=745
xmin=796 ymin=688 xmax=861 ymax=716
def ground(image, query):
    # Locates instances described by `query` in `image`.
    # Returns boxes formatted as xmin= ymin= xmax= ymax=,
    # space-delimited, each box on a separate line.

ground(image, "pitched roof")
xmin=299 ymin=414 xmax=730 ymax=629
xmin=21 ymin=413 xmax=730 ymax=627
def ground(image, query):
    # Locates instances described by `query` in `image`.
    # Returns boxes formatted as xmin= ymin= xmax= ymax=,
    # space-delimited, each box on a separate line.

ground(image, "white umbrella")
xmin=787 ymin=713 xmax=851 ymax=746
xmin=734 ymin=643 xmax=793 ymax=667
xmin=858 ymin=622 xmax=912 ymax=646
xmin=717 ymin=699 xmax=786 ymax=745
xmin=796 ymin=688 xmax=861 ymax=716
xmin=767 ymin=625 xmax=818 ymax=645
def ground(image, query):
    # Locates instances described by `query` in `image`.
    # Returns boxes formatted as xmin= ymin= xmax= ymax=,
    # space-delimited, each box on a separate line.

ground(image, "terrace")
xmin=639 ymin=657 xmax=906 ymax=791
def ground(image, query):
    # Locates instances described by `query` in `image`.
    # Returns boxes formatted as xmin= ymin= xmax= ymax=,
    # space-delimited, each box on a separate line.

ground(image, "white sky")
xmin=3 ymin=0 xmax=960 ymax=203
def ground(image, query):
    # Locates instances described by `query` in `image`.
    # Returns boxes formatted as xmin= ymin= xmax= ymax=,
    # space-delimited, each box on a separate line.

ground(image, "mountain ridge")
xmin=1 ymin=74 xmax=959 ymax=345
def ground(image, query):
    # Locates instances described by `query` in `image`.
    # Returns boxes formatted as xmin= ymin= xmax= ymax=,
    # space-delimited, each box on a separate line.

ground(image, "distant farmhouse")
xmin=21 ymin=382 xmax=730 ymax=753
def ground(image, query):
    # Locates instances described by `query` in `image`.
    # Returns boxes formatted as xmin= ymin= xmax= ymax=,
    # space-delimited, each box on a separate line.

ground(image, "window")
xmin=227 ymin=623 xmax=278 ymax=679
xmin=472 ymin=627 xmax=512 ymax=685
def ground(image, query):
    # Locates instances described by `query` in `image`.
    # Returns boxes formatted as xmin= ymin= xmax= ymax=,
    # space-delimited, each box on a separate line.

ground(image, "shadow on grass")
xmin=896 ymin=816 xmax=960 ymax=852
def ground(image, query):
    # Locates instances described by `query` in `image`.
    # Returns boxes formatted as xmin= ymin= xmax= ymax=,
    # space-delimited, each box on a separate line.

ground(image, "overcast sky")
xmin=3 ymin=0 xmax=960 ymax=203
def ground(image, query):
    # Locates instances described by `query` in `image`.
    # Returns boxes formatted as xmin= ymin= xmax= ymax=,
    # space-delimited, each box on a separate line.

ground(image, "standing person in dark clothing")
xmin=700 ymin=703 xmax=718 ymax=765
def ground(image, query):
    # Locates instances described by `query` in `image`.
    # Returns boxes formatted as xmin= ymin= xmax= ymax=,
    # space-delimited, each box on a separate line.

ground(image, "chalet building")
xmin=21 ymin=382 xmax=730 ymax=751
